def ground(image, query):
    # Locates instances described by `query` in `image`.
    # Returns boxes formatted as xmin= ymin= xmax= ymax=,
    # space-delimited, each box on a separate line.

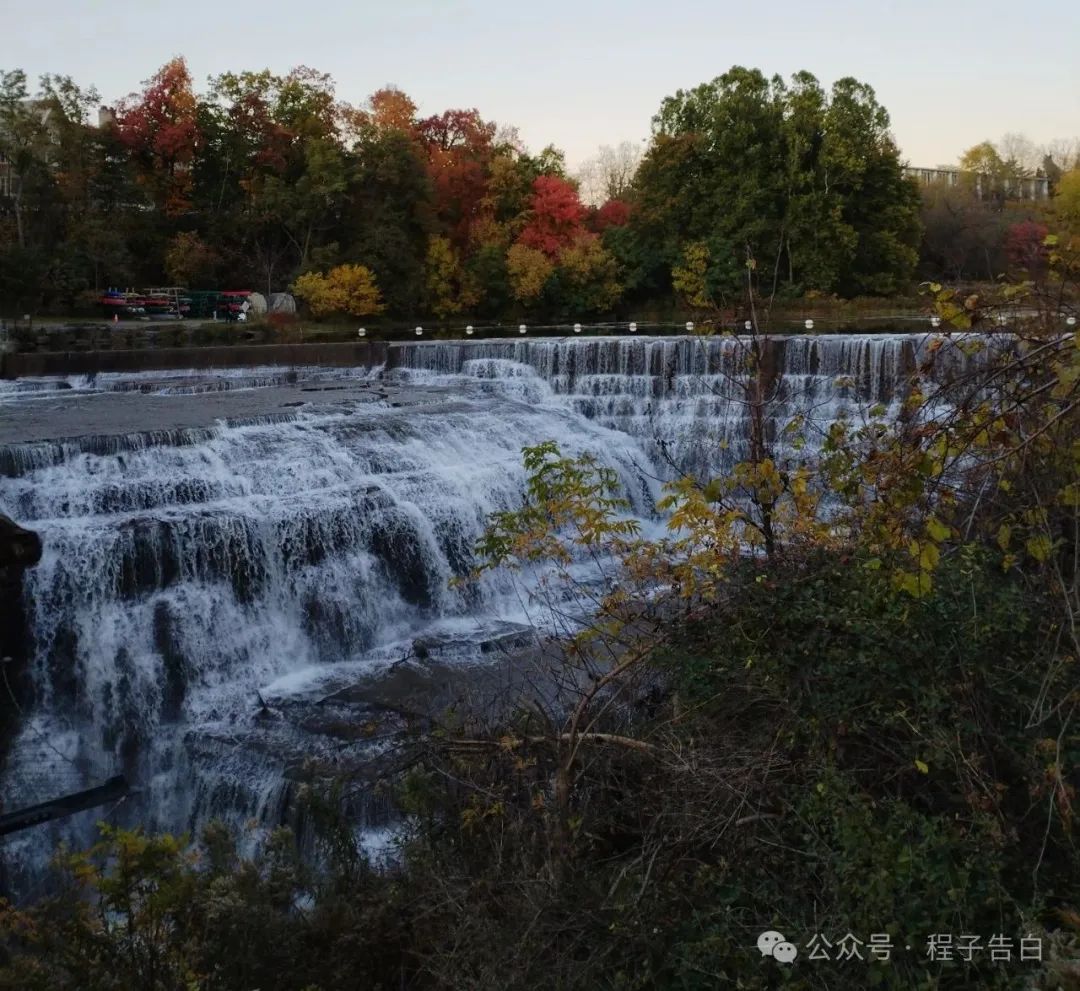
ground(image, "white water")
xmin=0 ymin=334 xmax=980 ymax=886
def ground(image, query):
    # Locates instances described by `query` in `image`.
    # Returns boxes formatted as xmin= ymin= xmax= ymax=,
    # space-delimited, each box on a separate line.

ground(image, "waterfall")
xmin=386 ymin=334 xmax=943 ymax=477
xmin=0 ymin=334 xmax=976 ymax=888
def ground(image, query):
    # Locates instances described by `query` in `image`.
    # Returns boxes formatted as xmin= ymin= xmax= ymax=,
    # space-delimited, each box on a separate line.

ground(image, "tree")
xmin=671 ymin=241 xmax=713 ymax=310
xmin=0 ymin=70 xmax=51 ymax=250
xmin=958 ymin=141 xmax=1019 ymax=208
xmin=822 ymin=77 xmax=920 ymax=295
xmin=555 ymin=234 xmax=622 ymax=314
xmin=506 ymin=243 xmax=554 ymax=305
xmin=292 ymin=263 xmax=385 ymax=317
xmin=343 ymin=125 xmax=434 ymax=316
xmin=164 ymin=231 xmax=220 ymax=286
xmin=627 ymin=67 xmax=918 ymax=301
xmin=418 ymin=108 xmax=497 ymax=247
xmin=591 ymin=198 xmax=631 ymax=233
xmin=918 ymin=182 xmax=1005 ymax=281
xmin=1005 ymin=219 xmax=1049 ymax=277
xmin=576 ymin=141 xmax=643 ymax=206
xmin=1055 ymin=169 xmax=1080 ymax=233
xmin=115 ymin=57 xmax=199 ymax=216
xmin=1045 ymin=137 xmax=1080 ymax=176
xmin=424 ymin=234 xmax=478 ymax=318
xmin=997 ymin=131 xmax=1039 ymax=175
xmin=517 ymin=175 xmax=587 ymax=257
xmin=366 ymin=86 xmax=417 ymax=134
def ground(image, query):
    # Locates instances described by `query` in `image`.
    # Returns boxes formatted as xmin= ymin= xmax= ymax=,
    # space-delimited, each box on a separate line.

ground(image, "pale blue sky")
xmin=3 ymin=0 xmax=1078 ymax=169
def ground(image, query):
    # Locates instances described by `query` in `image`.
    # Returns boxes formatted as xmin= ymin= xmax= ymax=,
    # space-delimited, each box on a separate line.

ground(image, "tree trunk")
xmin=12 ymin=184 xmax=24 ymax=249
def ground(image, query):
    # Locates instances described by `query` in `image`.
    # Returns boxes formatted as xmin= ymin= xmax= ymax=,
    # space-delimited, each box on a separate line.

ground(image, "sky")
xmin=2 ymin=0 xmax=1078 ymax=171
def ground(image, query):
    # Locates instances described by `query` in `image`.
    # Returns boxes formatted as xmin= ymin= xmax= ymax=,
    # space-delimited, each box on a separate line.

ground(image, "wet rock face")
xmin=0 ymin=515 xmax=41 ymax=571
xmin=0 ymin=515 xmax=42 ymax=768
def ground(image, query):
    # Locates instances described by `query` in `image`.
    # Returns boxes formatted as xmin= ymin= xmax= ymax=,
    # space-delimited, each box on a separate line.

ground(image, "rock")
xmin=0 ymin=515 xmax=41 ymax=771
xmin=0 ymin=515 xmax=41 ymax=569
xmin=247 ymin=292 xmax=268 ymax=315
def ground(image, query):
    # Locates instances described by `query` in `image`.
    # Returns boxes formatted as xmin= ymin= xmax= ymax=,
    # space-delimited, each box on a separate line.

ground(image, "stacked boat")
xmin=99 ymin=287 xmax=193 ymax=321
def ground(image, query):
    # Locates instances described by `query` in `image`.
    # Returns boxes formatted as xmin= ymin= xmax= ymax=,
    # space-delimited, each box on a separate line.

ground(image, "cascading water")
xmin=386 ymin=334 xmax=949 ymax=478
xmin=0 ymin=334 xmax=973 ymax=891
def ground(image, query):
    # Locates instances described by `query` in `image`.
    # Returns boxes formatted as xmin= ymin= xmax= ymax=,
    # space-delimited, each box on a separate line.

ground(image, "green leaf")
xmin=914 ymin=759 xmax=929 ymax=775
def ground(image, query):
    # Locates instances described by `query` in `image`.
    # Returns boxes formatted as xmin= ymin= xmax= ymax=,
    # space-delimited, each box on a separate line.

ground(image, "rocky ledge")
xmin=0 ymin=515 xmax=42 ymax=768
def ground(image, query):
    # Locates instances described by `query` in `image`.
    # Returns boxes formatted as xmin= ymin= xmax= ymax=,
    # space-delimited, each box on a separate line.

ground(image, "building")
xmin=903 ymin=165 xmax=1050 ymax=201
xmin=0 ymin=100 xmax=111 ymax=201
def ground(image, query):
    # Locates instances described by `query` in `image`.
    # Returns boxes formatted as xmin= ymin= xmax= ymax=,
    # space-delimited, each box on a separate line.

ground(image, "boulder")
xmin=0 ymin=515 xmax=41 ymax=769
xmin=0 ymin=515 xmax=41 ymax=570
xmin=268 ymin=292 xmax=297 ymax=314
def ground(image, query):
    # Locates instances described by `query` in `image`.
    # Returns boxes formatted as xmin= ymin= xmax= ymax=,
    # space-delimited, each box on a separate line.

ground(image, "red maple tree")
xmin=517 ymin=175 xmax=587 ymax=256
xmin=1005 ymin=220 xmax=1049 ymax=275
xmin=418 ymin=109 xmax=497 ymax=246
xmin=115 ymin=57 xmax=199 ymax=216
xmin=592 ymin=198 xmax=632 ymax=232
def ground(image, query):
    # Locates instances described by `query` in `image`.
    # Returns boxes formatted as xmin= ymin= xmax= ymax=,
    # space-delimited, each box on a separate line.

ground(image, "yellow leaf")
xmin=915 ymin=759 xmax=929 ymax=775
xmin=926 ymin=517 xmax=950 ymax=543
xmin=1061 ymin=484 xmax=1080 ymax=507
xmin=1026 ymin=535 xmax=1054 ymax=562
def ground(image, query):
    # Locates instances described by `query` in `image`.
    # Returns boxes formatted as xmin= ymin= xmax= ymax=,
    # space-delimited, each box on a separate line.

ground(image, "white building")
xmin=903 ymin=165 xmax=1050 ymax=201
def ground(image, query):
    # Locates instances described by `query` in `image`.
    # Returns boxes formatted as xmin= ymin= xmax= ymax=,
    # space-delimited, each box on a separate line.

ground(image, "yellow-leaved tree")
xmin=671 ymin=241 xmax=714 ymax=311
xmin=506 ymin=243 xmax=554 ymax=306
xmin=556 ymin=234 xmax=621 ymax=314
xmin=1056 ymin=169 xmax=1080 ymax=233
xmin=424 ymin=236 xmax=479 ymax=318
xmin=292 ymin=264 xmax=385 ymax=318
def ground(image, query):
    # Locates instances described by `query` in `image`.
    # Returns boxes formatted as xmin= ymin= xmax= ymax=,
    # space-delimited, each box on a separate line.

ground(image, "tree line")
xmin=0 ymin=59 xmax=1077 ymax=321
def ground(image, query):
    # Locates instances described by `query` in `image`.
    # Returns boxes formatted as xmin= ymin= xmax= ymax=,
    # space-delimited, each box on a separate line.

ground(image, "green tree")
xmin=628 ymin=66 xmax=919 ymax=302
xmin=554 ymin=234 xmax=622 ymax=314
xmin=343 ymin=126 xmax=435 ymax=316
xmin=0 ymin=69 xmax=53 ymax=251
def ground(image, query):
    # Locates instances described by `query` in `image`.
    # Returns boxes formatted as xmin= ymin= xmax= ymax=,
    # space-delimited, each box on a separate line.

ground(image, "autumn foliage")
xmin=1005 ymin=219 xmax=1049 ymax=275
xmin=292 ymin=264 xmax=385 ymax=317
xmin=8 ymin=57 xmax=1073 ymax=322
xmin=517 ymin=175 xmax=587 ymax=256
xmin=115 ymin=57 xmax=199 ymax=216
xmin=591 ymin=198 xmax=631 ymax=232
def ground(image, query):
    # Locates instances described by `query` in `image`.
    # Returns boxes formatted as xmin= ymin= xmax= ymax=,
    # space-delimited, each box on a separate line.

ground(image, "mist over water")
xmin=0 ymin=334 xmax=952 ymax=887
